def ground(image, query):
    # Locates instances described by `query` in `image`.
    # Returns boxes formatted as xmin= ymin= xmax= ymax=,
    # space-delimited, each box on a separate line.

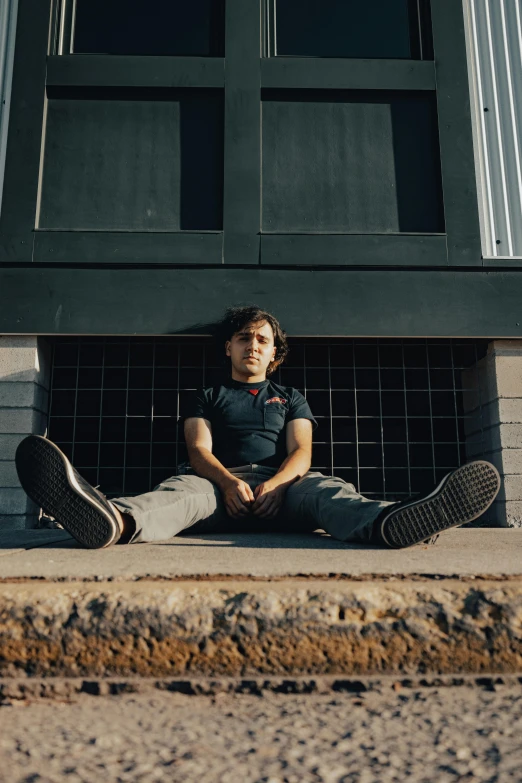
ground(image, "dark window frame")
xmin=263 ymin=0 xmax=434 ymax=61
xmin=66 ymin=0 xmax=226 ymax=58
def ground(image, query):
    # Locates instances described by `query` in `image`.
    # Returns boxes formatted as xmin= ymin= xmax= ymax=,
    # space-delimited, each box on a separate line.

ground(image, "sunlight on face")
xmin=225 ymin=320 xmax=277 ymax=380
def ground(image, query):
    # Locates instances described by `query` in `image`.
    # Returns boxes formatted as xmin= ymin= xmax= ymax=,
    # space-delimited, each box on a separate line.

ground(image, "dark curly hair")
xmin=212 ymin=305 xmax=289 ymax=377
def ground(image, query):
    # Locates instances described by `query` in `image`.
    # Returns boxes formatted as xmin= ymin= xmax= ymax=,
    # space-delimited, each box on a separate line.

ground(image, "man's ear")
xmin=225 ymin=340 xmax=231 ymax=356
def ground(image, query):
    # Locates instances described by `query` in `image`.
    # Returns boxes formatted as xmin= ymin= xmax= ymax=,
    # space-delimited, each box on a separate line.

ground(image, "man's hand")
xmin=221 ymin=477 xmax=255 ymax=519
xmin=251 ymin=480 xmax=287 ymax=519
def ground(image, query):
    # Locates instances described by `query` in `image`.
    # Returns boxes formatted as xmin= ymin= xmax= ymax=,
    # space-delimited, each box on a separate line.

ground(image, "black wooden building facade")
xmin=0 ymin=1 xmax=520 ymax=505
xmin=1 ymin=0 xmax=521 ymax=337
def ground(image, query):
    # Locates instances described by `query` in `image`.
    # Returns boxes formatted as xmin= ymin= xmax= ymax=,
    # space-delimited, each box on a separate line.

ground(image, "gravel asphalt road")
xmin=1 ymin=683 xmax=522 ymax=782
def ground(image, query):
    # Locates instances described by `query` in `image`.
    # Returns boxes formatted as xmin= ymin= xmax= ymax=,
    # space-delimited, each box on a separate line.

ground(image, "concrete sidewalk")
xmin=1 ymin=527 xmax=522 ymax=580
xmin=1 ymin=528 xmax=522 ymax=679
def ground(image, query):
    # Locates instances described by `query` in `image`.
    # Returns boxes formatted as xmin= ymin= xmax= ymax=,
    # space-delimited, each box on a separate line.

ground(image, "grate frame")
xmin=47 ymin=336 xmax=488 ymax=502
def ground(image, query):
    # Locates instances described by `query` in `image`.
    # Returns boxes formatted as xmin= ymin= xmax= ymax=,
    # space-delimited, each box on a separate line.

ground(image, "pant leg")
xmin=110 ymin=473 xmax=230 ymax=543
xmin=281 ymin=471 xmax=395 ymax=544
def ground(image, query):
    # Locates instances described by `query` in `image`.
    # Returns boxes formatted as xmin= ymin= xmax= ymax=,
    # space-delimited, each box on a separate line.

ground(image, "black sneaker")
xmin=15 ymin=435 xmax=122 ymax=549
xmin=379 ymin=460 xmax=501 ymax=549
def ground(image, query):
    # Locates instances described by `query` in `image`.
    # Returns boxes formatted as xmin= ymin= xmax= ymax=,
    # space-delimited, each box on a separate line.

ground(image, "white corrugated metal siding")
xmin=464 ymin=0 xmax=522 ymax=258
xmin=0 ymin=0 xmax=18 ymax=217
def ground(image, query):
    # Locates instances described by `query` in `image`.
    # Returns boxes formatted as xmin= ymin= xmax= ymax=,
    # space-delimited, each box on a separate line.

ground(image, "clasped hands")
xmin=222 ymin=476 xmax=287 ymax=520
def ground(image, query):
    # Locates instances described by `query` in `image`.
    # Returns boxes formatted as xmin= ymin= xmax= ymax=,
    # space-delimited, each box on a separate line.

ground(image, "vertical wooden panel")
xmin=262 ymin=93 xmax=397 ymax=232
xmin=262 ymin=90 xmax=444 ymax=233
xmin=39 ymin=88 xmax=223 ymax=231
xmin=40 ymin=94 xmax=180 ymax=230
xmin=0 ymin=0 xmax=51 ymax=260
xmin=222 ymin=0 xmax=261 ymax=264
xmin=431 ymin=0 xmax=482 ymax=265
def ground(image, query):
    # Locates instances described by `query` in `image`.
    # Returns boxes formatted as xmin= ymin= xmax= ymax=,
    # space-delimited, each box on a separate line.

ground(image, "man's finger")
xmin=252 ymin=493 xmax=269 ymax=510
xmin=237 ymin=482 xmax=254 ymax=502
xmin=254 ymin=483 xmax=268 ymax=501
xmin=231 ymin=496 xmax=249 ymax=515
xmin=239 ymin=488 xmax=254 ymax=505
xmin=253 ymin=499 xmax=275 ymax=516
xmin=263 ymin=499 xmax=281 ymax=517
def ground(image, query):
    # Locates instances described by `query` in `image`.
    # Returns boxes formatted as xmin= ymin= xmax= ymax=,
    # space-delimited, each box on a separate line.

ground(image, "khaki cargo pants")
xmin=111 ymin=463 xmax=393 ymax=545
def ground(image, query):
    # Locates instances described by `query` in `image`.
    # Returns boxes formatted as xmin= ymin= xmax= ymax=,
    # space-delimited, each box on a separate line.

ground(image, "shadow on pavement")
xmin=0 ymin=529 xmax=372 ymax=551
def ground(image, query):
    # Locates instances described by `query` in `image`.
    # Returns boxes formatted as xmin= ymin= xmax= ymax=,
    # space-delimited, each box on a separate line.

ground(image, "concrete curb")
xmin=2 ymin=579 xmax=522 ymax=677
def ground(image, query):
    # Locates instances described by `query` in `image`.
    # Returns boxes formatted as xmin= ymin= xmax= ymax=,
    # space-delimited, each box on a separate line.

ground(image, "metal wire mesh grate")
xmin=47 ymin=336 xmax=488 ymax=501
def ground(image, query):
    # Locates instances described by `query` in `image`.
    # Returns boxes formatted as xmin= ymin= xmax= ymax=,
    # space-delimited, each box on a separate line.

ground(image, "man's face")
xmin=225 ymin=320 xmax=277 ymax=380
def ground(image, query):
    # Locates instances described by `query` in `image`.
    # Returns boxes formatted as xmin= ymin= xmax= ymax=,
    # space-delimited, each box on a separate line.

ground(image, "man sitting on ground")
xmin=15 ymin=305 xmax=500 ymax=549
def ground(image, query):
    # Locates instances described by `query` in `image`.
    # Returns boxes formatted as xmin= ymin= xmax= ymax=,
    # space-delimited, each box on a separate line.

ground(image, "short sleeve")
xmin=286 ymin=389 xmax=318 ymax=431
xmin=181 ymin=388 xmax=212 ymax=423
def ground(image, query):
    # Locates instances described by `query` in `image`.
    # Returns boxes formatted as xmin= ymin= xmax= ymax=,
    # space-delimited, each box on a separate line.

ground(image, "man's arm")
xmin=274 ymin=418 xmax=313 ymax=485
xmin=184 ymin=417 xmax=233 ymax=490
xmin=251 ymin=419 xmax=313 ymax=518
xmin=184 ymin=417 xmax=255 ymax=518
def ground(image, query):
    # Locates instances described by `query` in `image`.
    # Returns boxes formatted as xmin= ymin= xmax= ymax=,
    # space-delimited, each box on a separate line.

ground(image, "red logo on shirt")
xmin=265 ymin=396 xmax=287 ymax=405
xmin=249 ymin=389 xmax=259 ymax=396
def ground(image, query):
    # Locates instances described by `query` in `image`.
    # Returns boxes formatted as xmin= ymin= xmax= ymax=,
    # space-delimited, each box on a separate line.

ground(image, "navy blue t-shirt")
xmin=182 ymin=377 xmax=318 ymax=468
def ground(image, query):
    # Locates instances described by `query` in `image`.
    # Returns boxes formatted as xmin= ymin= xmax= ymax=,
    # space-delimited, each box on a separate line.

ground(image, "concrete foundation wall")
xmin=464 ymin=340 xmax=522 ymax=527
xmin=0 ymin=337 xmax=51 ymax=529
